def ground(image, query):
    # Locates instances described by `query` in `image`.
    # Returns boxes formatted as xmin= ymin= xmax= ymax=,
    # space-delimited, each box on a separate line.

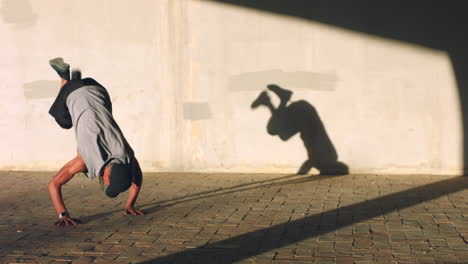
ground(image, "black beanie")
xmin=105 ymin=164 xmax=132 ymax=198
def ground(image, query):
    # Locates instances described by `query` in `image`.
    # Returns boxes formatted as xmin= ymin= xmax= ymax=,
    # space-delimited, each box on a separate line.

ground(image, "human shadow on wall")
xmin=208 ymin=0 xmax=468 ymax=174
xmin=251 ymin=84 xmax=348 ymax=175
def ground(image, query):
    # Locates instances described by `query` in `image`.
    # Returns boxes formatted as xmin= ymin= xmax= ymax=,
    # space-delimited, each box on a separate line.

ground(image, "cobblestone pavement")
xmin=1 ymin=172 xmax=468 ymax=264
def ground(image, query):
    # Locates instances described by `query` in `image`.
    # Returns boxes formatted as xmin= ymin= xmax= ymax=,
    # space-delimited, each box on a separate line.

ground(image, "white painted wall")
xmin=0 ymin=0 xmax=462 ymax=174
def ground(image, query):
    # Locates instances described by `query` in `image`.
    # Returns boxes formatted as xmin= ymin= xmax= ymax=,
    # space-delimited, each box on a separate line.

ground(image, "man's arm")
xmin=124 ymin=159 xmax=144 ymax=215
xmin=48 ymin=153 xmax=86 ymax=226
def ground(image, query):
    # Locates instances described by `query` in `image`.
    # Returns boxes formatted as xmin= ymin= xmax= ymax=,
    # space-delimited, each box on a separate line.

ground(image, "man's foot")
xmin=251 ymin=91 xmax=271 ymax=109
xmin=49 ymin=57 xmax=70 ymax=80
xmin=267 ymin=84 xmax=292 ymax=105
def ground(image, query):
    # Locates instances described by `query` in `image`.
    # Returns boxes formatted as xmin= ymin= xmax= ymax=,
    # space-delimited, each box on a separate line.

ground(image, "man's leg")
xmin=48 ymin=153 xmax=86 ymax=226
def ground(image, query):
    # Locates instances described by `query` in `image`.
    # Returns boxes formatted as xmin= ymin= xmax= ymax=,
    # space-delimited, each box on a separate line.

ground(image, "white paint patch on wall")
xmin=183 ymin=102 xmax=212 ymax=120
xmin=0 ymin=0 xmax=463 ymax=175
xmin=0 ymin=0 xmax=38 ymax=28
xmin=23 ymin=80 xmax=60 ymax=99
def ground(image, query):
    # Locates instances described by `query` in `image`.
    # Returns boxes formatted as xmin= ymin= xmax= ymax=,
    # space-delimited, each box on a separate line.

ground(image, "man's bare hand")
xmin=54 ymin=216 xmax=81 ymax=227
xmin=124 ymin=207 xmax=144 ymax=216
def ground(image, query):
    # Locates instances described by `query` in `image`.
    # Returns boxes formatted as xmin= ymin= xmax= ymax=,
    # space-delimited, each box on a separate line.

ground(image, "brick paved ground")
xmin=1 ymin=172 xmax=468 ymax=264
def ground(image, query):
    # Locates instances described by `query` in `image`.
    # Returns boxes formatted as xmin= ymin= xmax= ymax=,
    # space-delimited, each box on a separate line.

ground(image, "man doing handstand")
xmin=47 ymin=57 xmax=144 ymax=226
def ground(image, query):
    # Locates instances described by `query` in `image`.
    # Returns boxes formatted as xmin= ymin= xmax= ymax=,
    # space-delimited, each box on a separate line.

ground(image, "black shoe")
xmin=49 ymin=57 xmax=70 ymax=80
xmin=267 ymin=84 xmax=292 ymax=104
xmin=251 ymin=91 xmax=271 ymax=109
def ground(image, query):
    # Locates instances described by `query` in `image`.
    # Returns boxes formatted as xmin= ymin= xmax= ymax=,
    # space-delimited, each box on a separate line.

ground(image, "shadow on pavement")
xmin=138 ymin=176 xmax=468 ymax=263
xmin=82 ymin=173 xmax=345 ymax=223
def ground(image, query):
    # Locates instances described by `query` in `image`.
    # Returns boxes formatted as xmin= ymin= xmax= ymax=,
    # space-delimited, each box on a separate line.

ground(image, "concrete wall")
xmin=0 ymin=0 xmax=462 ymax=174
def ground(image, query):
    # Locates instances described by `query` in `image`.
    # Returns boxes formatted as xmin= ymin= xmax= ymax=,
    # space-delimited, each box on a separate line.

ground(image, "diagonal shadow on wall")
xmin=205 ymin=0 xmax=468 ymax=173
xmin=139 ymin=176 xmax=468 ymax=263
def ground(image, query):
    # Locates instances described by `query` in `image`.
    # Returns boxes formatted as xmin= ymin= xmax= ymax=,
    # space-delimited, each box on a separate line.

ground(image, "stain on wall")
xmin=23 ymin=80 xmax=60 ymax=99
xmin=0 ymin=0 xmax=38 ymax=28
xmin=183 ymin=102 xmax=212 ymax=120
xmin=229 ymin=70 xmax=337 ymax=91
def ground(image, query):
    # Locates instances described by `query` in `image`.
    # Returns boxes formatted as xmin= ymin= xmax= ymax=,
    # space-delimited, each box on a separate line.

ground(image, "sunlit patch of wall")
xmin=0 ymin=0 xmax=165 ymax=171
xmin=185 ymin=0 xmax=462 ymax=174
xmin=0 ymin=0 xmax=462 ymax=174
